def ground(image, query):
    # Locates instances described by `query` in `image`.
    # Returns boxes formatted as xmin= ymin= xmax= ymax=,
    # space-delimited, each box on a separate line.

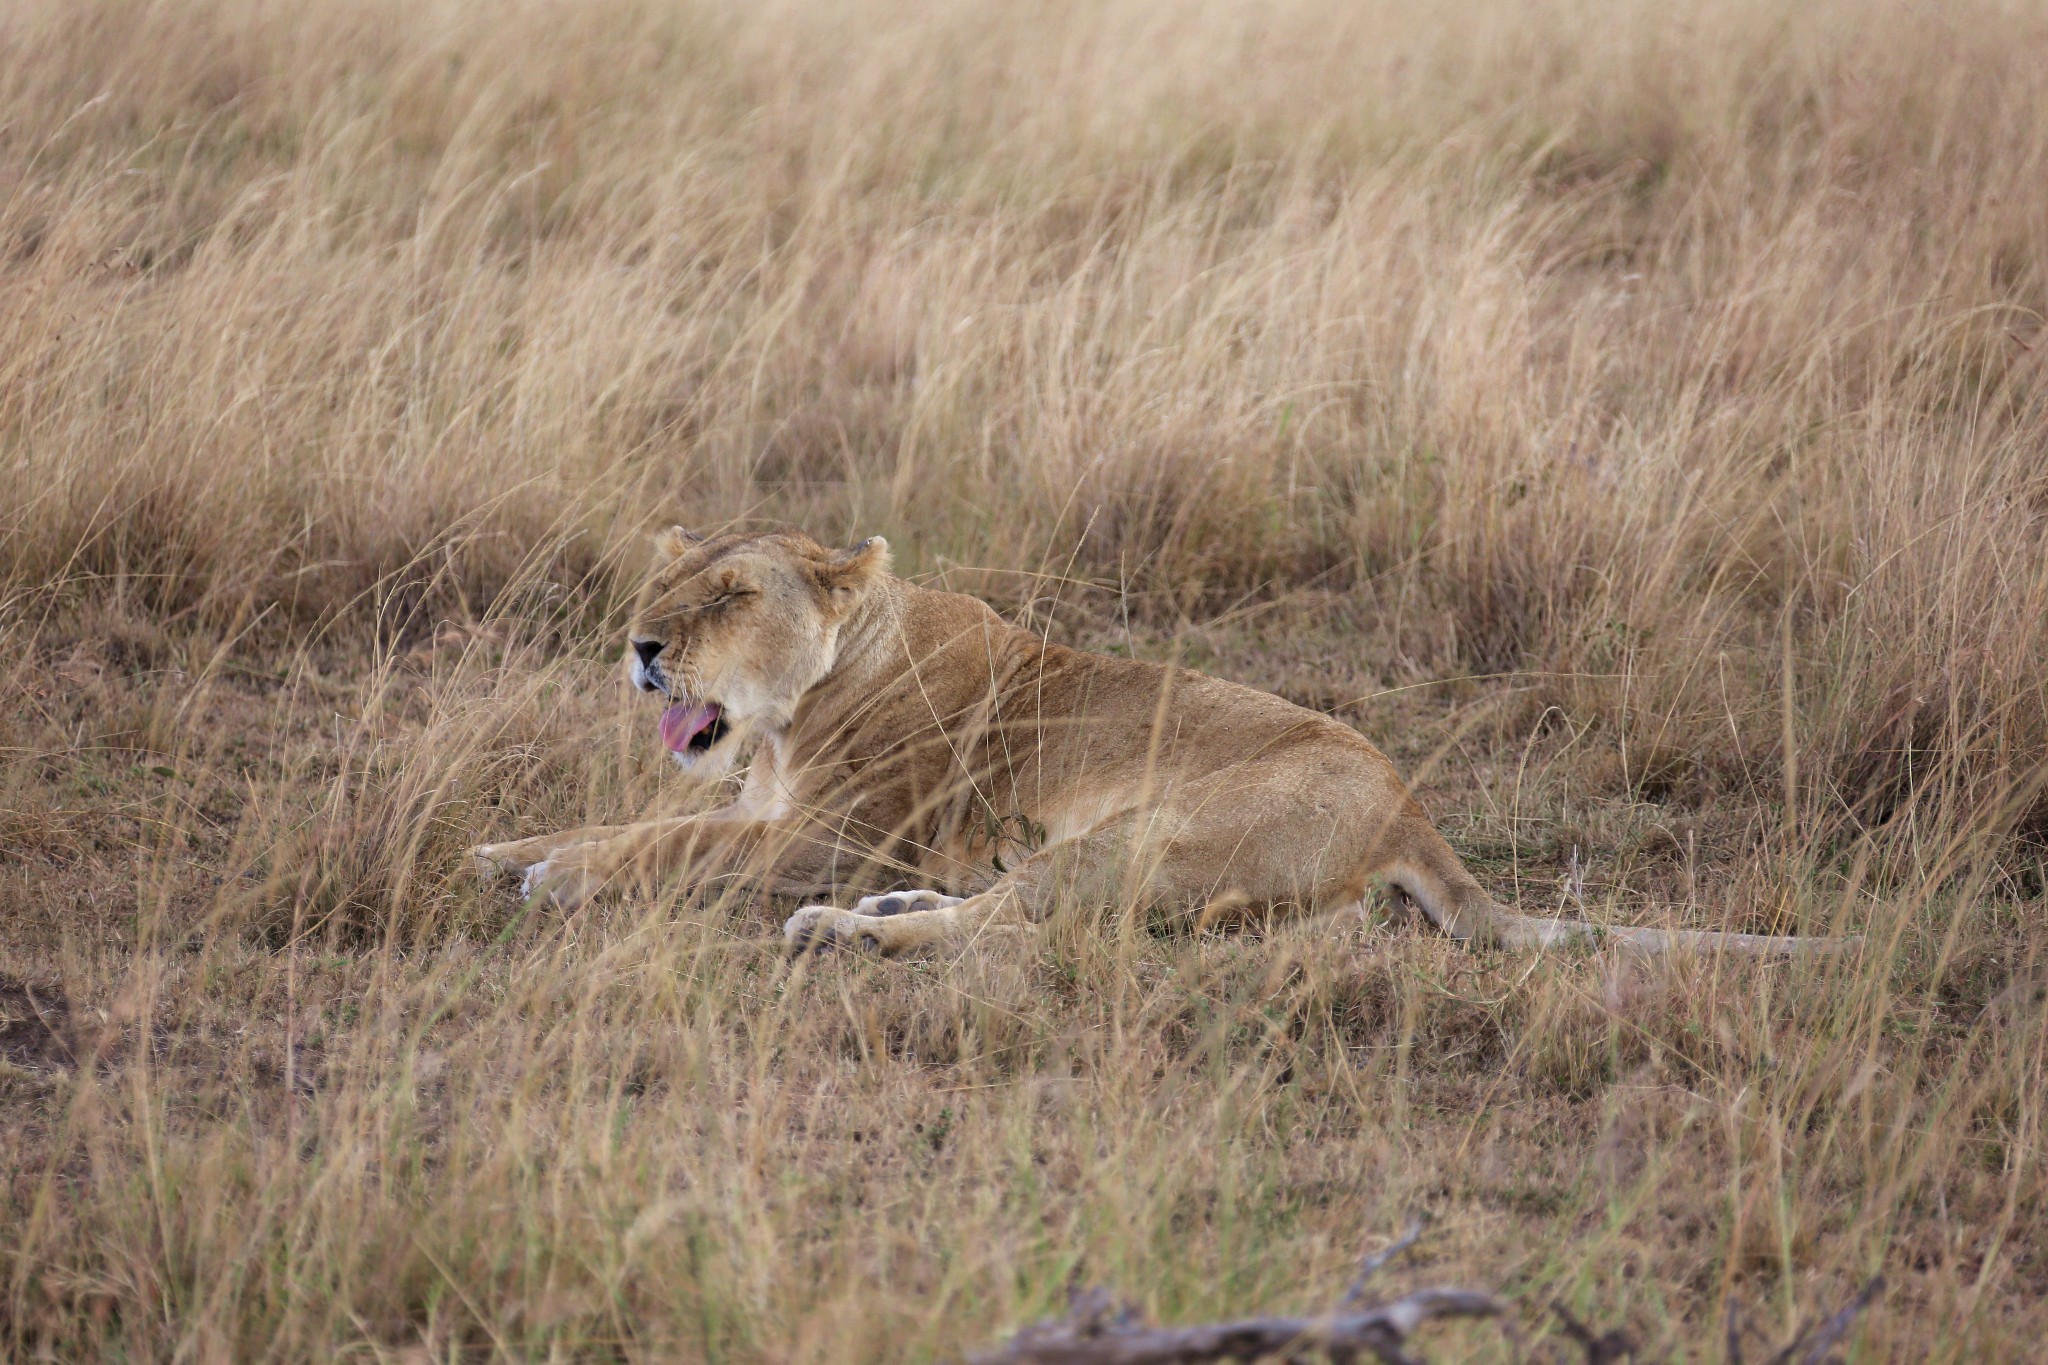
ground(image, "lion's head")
xmin=625 ymin=527 xmax=890 ymax=773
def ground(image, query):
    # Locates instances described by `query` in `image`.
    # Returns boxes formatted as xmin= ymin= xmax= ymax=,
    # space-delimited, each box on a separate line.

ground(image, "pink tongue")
xmin=659 ymin=702 xmax=720 ymax=754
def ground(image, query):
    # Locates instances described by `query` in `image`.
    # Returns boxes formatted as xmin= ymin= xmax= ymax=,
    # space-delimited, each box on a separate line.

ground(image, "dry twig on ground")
xmin=969 ymin=1283 xmax=1500 ymax=1365
xmin=971 ymin=1222 xmax=1495 ymax=1365
xmin=1725 ymin=1277 xmax=1886 ymax=1365
xmin=973 ymin=1226 xmax=1886 ymax=1365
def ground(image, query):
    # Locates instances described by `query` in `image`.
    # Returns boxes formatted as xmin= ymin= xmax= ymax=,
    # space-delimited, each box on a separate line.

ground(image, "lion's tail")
xmin=1384 ymin=823 xmax=1847 ymax=956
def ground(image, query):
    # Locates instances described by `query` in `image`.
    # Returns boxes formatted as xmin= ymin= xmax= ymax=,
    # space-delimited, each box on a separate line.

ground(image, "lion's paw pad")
xmin=850 ymin=889 xmax=961 ymax=917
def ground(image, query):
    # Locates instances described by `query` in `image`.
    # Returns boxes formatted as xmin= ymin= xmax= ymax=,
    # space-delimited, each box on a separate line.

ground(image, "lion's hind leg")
xmin=779 ymin=814 xmax=1147 ymax=956
xmin=782 ymin=887 xmax=1010 ymax=956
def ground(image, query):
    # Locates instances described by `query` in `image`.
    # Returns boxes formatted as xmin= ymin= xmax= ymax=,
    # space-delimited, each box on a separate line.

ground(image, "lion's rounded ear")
xmin=653 ymin=525 xmax=705 ymax=559
xmin=814 ymin=536 xmax=890 ymax=609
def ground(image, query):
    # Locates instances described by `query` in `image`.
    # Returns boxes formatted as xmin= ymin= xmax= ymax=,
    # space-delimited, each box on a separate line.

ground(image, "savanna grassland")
xmin=5 ymin=0 xmax=2048 ymax=1358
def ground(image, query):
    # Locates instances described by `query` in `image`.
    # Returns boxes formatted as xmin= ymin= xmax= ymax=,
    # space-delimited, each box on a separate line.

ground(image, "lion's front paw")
xmin=519 ymin=857 xmax=605 ymax=911
xmin=472 ymin=842 xmax=529 ymax=879
xmin=783 ymin=905 xmax=887 ymax=955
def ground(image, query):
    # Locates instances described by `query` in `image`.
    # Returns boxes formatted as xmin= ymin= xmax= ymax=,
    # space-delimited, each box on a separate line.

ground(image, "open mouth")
xmin=659 ymin=700 xmax=731 ymax=755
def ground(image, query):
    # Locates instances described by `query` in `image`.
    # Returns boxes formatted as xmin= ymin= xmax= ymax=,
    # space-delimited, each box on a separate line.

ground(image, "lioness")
xmin=475 ymin=528 xmax=1821 ymax=955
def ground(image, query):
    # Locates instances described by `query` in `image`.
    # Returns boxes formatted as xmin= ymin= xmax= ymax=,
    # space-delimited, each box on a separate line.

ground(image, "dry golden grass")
xmin=4 ymin=0 xmax=2048 ymax=1358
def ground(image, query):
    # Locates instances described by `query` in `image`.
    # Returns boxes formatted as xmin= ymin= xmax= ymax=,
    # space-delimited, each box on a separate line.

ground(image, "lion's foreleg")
xmin=523 ymin=813 xmax=847 ymax=909
xmin=473 ymin=823 xmax=637 ymax=877
xmin=525 ymin=809 xmax=896 ymax=909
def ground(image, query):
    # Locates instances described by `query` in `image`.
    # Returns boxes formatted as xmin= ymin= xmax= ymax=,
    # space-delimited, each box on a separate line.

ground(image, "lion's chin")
xmin=667 ymin=715 xmax=758 ymax=779
xmin=659 ymin=700 xmax=728 ymax=755
xmin=667 ymin=740 xmax=740 ymax=777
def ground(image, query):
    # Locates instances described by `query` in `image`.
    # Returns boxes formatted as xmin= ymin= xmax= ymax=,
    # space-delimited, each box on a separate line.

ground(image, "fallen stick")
xmin=1726 ymin=1276 xmax=1885 ymax=1365
xmin=972 ymin=1221 xmax=1494 ymax=1365
xmin=968 ymin=1284 xmax=1501 ymax=1365
xmin=970 ymin=1225 xmax=1886 ymax=1365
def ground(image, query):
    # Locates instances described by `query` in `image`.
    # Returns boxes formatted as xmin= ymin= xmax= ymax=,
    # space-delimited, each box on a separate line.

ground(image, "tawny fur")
xmin=475 ymin=528 xmax=1834 ymax=957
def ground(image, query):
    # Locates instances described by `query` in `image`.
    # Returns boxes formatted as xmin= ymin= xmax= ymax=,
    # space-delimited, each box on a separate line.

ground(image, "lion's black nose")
xmin=632 ymin=639 xmax=664 ymax=668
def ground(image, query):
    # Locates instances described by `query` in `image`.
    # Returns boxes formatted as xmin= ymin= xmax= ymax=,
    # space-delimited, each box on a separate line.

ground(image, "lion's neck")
xmin=827 ymin=577 xmax=909 ymax=682
xmin=794 ymin=577 xmax=1015 ymax=738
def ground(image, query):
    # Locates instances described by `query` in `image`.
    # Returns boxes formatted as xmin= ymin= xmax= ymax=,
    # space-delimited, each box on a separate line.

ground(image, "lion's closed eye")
xmin=681 ymin=587 xmax=753 ymax=615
